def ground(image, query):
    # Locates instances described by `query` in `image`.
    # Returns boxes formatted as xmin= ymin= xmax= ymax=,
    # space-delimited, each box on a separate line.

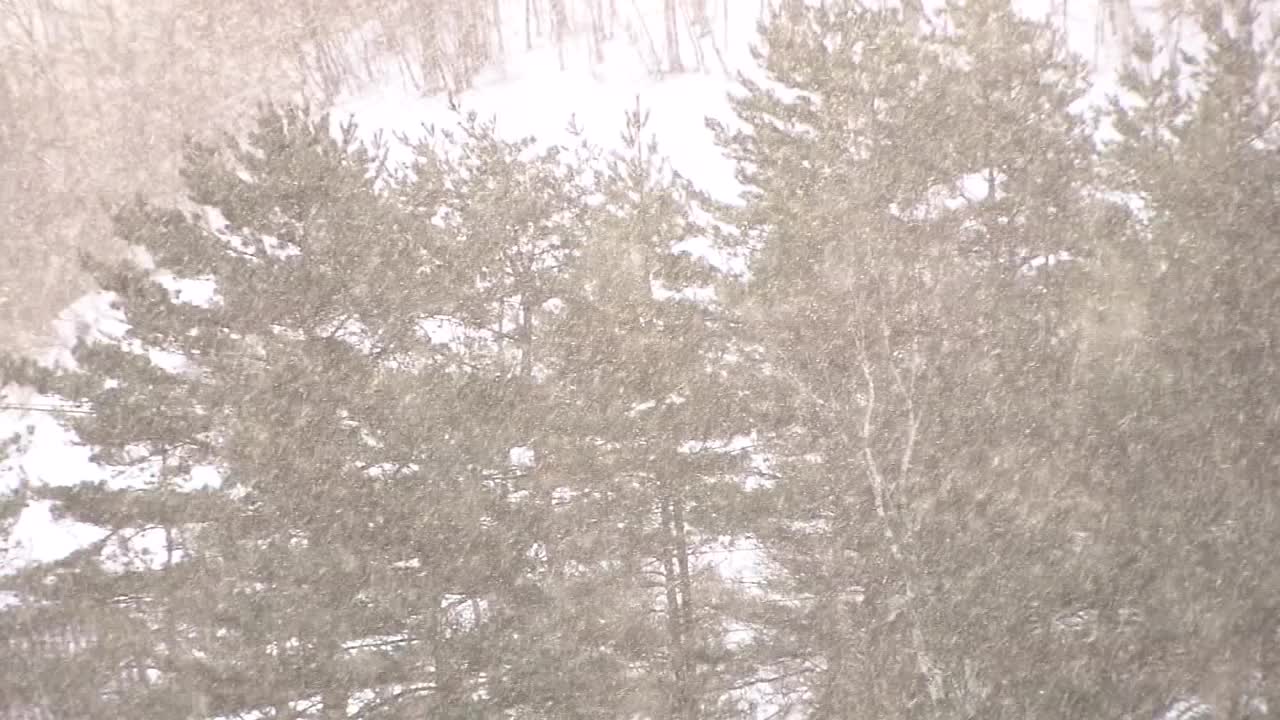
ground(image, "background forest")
xmin=2 ymin=0 xmax=742 ymax=351
xmin=2 ymin=0 xmax=1278 ymax=719
xmin=0 ymin=0 xmax=1155 ymax=351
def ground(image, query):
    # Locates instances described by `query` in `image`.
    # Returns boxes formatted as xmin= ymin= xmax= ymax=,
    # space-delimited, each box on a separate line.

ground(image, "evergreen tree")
xmin=533 ymin=106 xmax=758 ymax=719
xmin=7 ymin=3 xmax=1278 ymax=717
xmin=1095 ymin=1 xmax=1280 ymax=713
xmin=393 ymin=110 xmax=612 ymax=718
xmin=0 ymin=105 xmax=555 ymax=719
xmin=711 ymin=2 xmax=1114 ymax=717
xmin=0 ymin=98 xmax=763 ymax=720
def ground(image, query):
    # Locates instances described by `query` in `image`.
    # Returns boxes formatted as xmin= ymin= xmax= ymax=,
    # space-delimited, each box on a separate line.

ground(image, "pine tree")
xmin=393 ymin=110 xmax=617 ymax=718
xmin=1095 ymin=1 xmax=1280 ymax=713
xmin=0 ymin=104 xmax=561 ymax=719
xmin=711 ymin=2 xmax=1113 ymax=717
xmin=532 ymin=105 xmax=759 ymax=719
xmin=712 ymin=5 xmax=962 ymax=713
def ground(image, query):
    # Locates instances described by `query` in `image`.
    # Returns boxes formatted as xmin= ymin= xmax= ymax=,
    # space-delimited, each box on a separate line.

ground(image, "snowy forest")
xmin=1 ymin=0 xmax=1278 ymax=718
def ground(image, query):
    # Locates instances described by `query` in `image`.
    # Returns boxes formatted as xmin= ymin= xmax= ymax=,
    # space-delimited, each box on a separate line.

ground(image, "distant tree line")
xmin=2 ymin=0 xmax=1278 ymax=718
xmin=0 ymin=0 xmax=727 ymax=356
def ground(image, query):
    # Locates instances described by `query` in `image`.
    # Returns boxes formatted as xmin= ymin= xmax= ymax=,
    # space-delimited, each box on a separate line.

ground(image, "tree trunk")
xmin=680 ymin=3 xmax=707 ymax=71
xmin=671 ymin=495 xmax=699 ymax=719
xmin=724 ymin=0 xmax=730 ymax=48
xmin=518 ymin=295 xmax=534 ymax=380
xmin=664 ymin=0 xmax=683 ymax=72
xmin=552 ymin=0 xmax=567 ymax=70
xmin=428 ymin=592 xmax=462 ymax=714
xmin=493 ymin=0 xmax=504 ymax=54
xmin=660 ymin=496 xmax=695 ymax=720
xmin=319 ymin=633 xmax=348 ymax=720
xmin=322 ymin=689 xmax=346 ymax=720
xmin=525 ymin=0 xmax=534 ymax=50
xmin=590 ymin=0 xmax=606 ymax=63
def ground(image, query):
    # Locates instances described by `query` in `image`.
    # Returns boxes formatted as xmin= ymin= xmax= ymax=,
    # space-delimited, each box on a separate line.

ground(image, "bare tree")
xmin=493 ymin=0 xmax=504 ymax=53
xmin=664 ymin=0 xmax=684 ymax=71
xmin=552 ymin=0 xmax=568 ymax=70
xmin=590 ymin=0 xmax=607 ymax=63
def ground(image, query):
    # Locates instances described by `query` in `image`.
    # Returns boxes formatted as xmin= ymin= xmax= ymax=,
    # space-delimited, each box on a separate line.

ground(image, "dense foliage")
xmin=2 ymin=1 xmax=1277 ymax=718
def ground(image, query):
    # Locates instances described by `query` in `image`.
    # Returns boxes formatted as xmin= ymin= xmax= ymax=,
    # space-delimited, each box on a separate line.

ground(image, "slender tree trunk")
xmin=670 ymin=495 xmax=699 ymax=719
xmin=526 ymin=0 xmax=534 ymax=49
xmin=660 ymin=496 xmax=695 ymax=720
xmin=630 ymin=0 xmax=664 ymax=75
xmin=493 ymin=0 xmax=504 ymax=54
xmin=693 ymin=0 xmax=709 ymax=28
xmin=590 ymin=0 xmax=606 ymax=63
xmin=659 ymin=498 xmax=687 ymax=716
xmin=664 ymin=0 xmax=683 ymax=72
xmin=1095 ymin=1 xmax=1104 ymax=65
xmin=724 ymin=0 xmax=730 ymax=49
xmin=519 ymin=295 xmax=534 ymax=380
xmin=320 ymin=634 xmax=348 ymax=720
xmin=426 ymin=591 xmax=464 ymax=714
xmin=157 ymin=451 xmax=195 ymax=715
xmin=322 ymin=689 xmax=347 ymax=720
xmin=680 ymin=4 xmax=707 ymax=71
xmin=315 ymin=618 xmax=348 ymax=720
xmin=670 ymin=496 xmax=694 ymax=636
xmin=552 ymin=0 xmax=567 ymax=70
